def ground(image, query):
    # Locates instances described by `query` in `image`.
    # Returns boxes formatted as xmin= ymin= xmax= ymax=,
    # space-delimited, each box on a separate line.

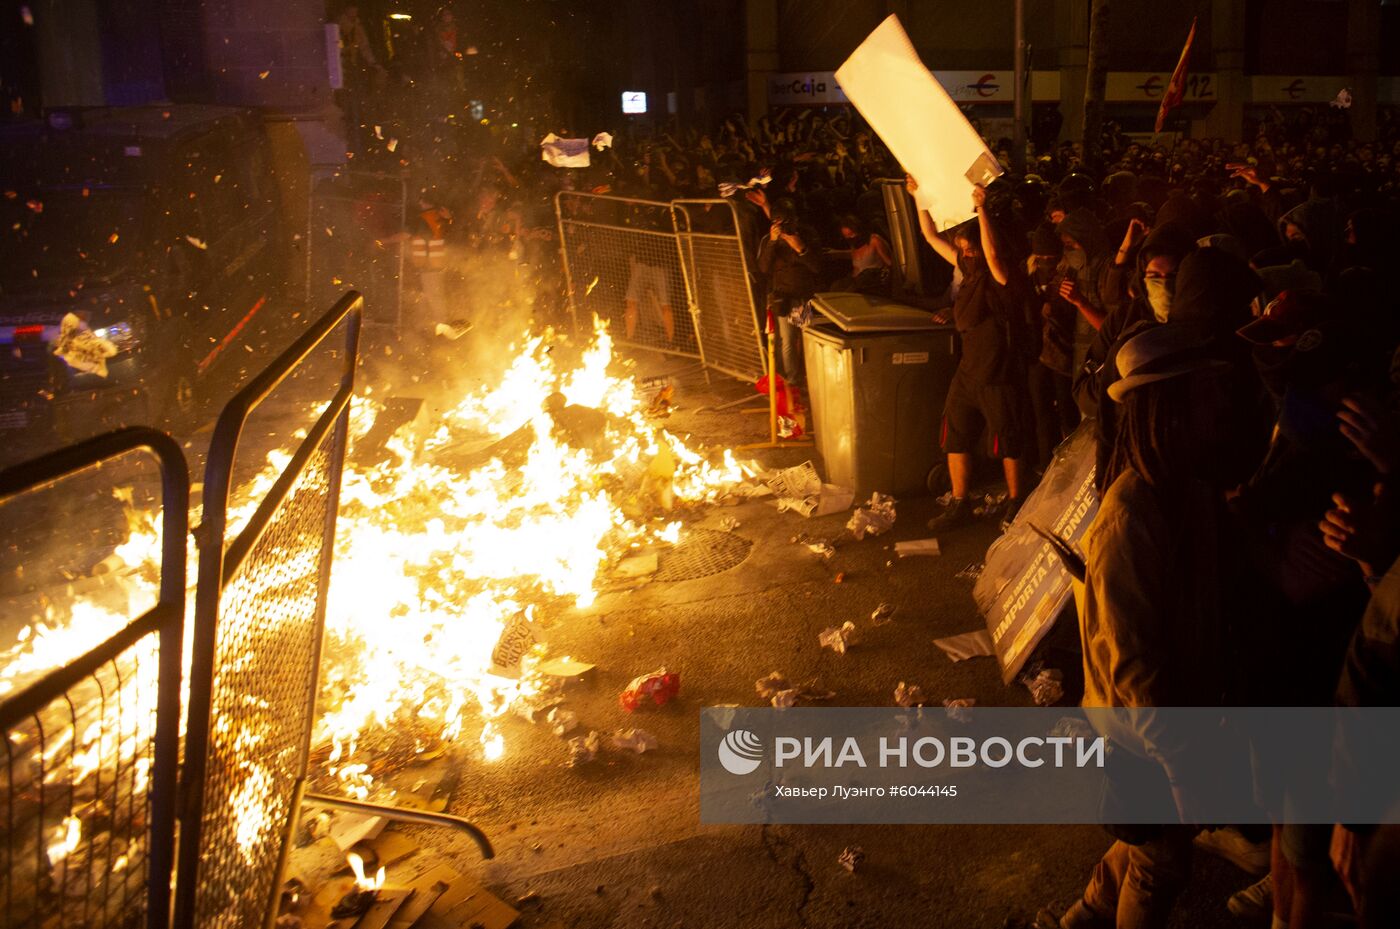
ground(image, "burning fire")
xmin=346 ymin=851 xmax=385 ymax=893
xmin=2 ymin=318 xmax=754 ymax=864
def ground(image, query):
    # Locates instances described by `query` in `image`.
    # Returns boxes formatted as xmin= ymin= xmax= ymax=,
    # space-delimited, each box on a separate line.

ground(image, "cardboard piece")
xmin=835 ymin=15 xmax=1003 ymax=231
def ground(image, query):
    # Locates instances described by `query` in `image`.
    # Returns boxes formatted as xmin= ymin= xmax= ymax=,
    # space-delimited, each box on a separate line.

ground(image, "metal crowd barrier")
xmin=670 ymin=199 xmax=766 ymax=383
xmin=555 ymin=191 xmax=700 ymax=358
xmin=174 ymin=292 xmax=364 ymax=929
xmin=174 ymin=290 xmax=491 ymax=929
xmin=0 ymin=428 xmax=189 ymax=929
xmin=555 ymin=192 xmax=767 ymax=382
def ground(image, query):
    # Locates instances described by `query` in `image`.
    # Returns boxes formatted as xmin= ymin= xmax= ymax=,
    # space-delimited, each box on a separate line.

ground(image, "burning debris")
xmin=1 ymin=317 xmax=756 ymax=880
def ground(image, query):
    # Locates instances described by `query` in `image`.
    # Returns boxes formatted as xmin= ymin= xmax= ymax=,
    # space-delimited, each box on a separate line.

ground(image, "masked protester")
xmin=1073 ymin=222 xmax=1198 ymax=492
xmin=1055 ymin=211 xmax=1121 ymax=378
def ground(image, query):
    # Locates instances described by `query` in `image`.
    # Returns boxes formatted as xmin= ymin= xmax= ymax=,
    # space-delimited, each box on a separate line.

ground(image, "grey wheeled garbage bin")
xmin=802 ymin=293 xmax=957 ymax=498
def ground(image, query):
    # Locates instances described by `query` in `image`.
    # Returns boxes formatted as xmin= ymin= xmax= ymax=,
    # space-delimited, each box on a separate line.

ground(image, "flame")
xmin=1 ymin=317 xmax=752 ymax=842
xmin=46 ymin=815 xmax=81 ymax=865
xmin=347 ymin=851 xmax=385 ymax=892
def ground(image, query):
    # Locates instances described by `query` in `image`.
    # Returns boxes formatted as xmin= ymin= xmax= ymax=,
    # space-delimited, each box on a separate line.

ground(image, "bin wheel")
xmin=925 ymin=461 xmax=950 ymax=496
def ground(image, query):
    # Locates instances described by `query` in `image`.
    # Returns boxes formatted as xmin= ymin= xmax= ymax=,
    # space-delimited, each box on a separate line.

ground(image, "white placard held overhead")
xmin=835 ymin=15 xmax=1002 ymax=232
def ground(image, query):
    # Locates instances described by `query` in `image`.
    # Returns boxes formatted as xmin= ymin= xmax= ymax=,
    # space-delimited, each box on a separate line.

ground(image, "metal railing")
xmin=555 ymin=192 xmax=767 ymax=382
xmin=670 ymin=199 xmax=766 ymax=383
xmin=555 ymin=191 xmax=700 ymax=358
xmin=174 ymin=292 xmax=364 ymax=929
xmin=0 ymin=428 xmax=188 ymax=929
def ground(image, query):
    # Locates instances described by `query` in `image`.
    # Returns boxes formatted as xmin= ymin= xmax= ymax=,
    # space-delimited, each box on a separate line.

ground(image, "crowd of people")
xmin=328 ymin=15 xmax=1400 ymax=922
xmin=902 ymin=120 xmax=1396 ymax=929
xmin=585 ymin=109 xmax=1400 ymax=929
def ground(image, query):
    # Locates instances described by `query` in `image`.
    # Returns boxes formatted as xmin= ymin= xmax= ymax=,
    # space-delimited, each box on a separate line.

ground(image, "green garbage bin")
xmin=802 ymin=293 xmax=958 ymax=498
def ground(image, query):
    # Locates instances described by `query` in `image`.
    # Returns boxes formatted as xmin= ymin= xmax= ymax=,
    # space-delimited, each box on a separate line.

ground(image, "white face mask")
xmin=1145 ymin=277 xmax=1173 ymax=322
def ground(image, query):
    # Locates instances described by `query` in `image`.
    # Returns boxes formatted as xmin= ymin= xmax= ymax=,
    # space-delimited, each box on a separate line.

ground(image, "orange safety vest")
xmin=410 ymin=208 xmax=449 ymax=270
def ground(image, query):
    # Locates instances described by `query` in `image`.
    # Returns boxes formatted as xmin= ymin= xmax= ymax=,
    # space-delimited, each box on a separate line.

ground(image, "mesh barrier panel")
xmin=310 ymin=173 xmax=405 ymax=332
xmin=2 ymin=638 xmax=162 ymax=929
xmin=175 ymin=294 xmax=359 ymax=929
xmin=0 ymin=432 xmax=186 ymax=929
xmin=671 ymin=201 xmax=766 ymax=383
xmin=556 ymin=193 xmax=698 ymax=358
xmin=189 ymin=433 xmax=335 ymax=929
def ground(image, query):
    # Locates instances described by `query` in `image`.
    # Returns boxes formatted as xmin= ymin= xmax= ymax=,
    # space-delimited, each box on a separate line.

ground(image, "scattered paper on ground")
xmin=819 ymin=621 xmax=860 ymax=655
xmin=847 ymin=492 xmax=896 ymax=540
xmin=894 ymin=538 xmax=941 ymax=558
xmin=932 ymin=629 xmax=996 ymax=661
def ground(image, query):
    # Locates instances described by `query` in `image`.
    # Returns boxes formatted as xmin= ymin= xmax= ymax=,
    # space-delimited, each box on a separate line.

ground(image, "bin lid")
xmin=809 ymin=292 xmax=946 ymax=332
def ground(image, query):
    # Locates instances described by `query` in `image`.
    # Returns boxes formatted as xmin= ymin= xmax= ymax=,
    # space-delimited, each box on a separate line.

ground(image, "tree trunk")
xmin=1082 ymin=0 xmax=1111 ymax=177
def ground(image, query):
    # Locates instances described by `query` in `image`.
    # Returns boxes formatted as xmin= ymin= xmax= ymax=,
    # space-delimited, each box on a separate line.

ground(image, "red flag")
xmin=1155 ymin=17 xmax=1197 ymax=133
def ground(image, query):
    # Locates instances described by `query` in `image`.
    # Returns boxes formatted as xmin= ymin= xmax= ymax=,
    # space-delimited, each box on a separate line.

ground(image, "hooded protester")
xmin=1040 ymin=325 xmax=1251 ymax=929
xmin=1167 ymin=246 xmax=1273 ymax=487
xmin=1275 ymin=194 xmax=1347 ymax=277
xmin=1216 ymin=198 xmax=1282 ymax=262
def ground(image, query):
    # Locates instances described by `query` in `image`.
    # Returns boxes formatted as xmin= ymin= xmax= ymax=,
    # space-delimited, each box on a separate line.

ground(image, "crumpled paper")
xmin=871 ymin=603 xmax=896 ymax=625
xmin=818 ymin=621 xmax=860 ymax=655
xmin=1050 ymin=715 xmax=1096 ymax=741
xmin=893 ymin=681 xmax=926 ymax=708
xmin=943 ymin=697 xmax=976 ymax=723
xmin=1022 ymin=667 xmax=1065 ymax=706
xmin=847 ymin=493 xmax=896 ymax=540
xmin=609 ymin=727 xmax=658 ymax=753
xmin=547 ymin=707 xmax=578 ymax=737
xmin=567 ymin=730 xmax=601 ymax=766
xmin=541 ymin=132 xmax=591 ymax=168
xmin=759 ymin=673 xmax=835 ymax=707
xmin=755 ymin=672 xmax=790 ymax=700
xmin=52 ymin=313 xmax=117 ymax=377
xmin=592 ymin=131 xmax=614 ymax=150
xmin=839 ymin=846 xmax=866 ymax=873
xmin=619 ymin=668 xmax=680 ymax=711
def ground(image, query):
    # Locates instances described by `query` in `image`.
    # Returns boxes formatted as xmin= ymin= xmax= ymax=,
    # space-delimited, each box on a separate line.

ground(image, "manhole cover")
xmin=654 ymin=529 xmax=752 ymax=582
